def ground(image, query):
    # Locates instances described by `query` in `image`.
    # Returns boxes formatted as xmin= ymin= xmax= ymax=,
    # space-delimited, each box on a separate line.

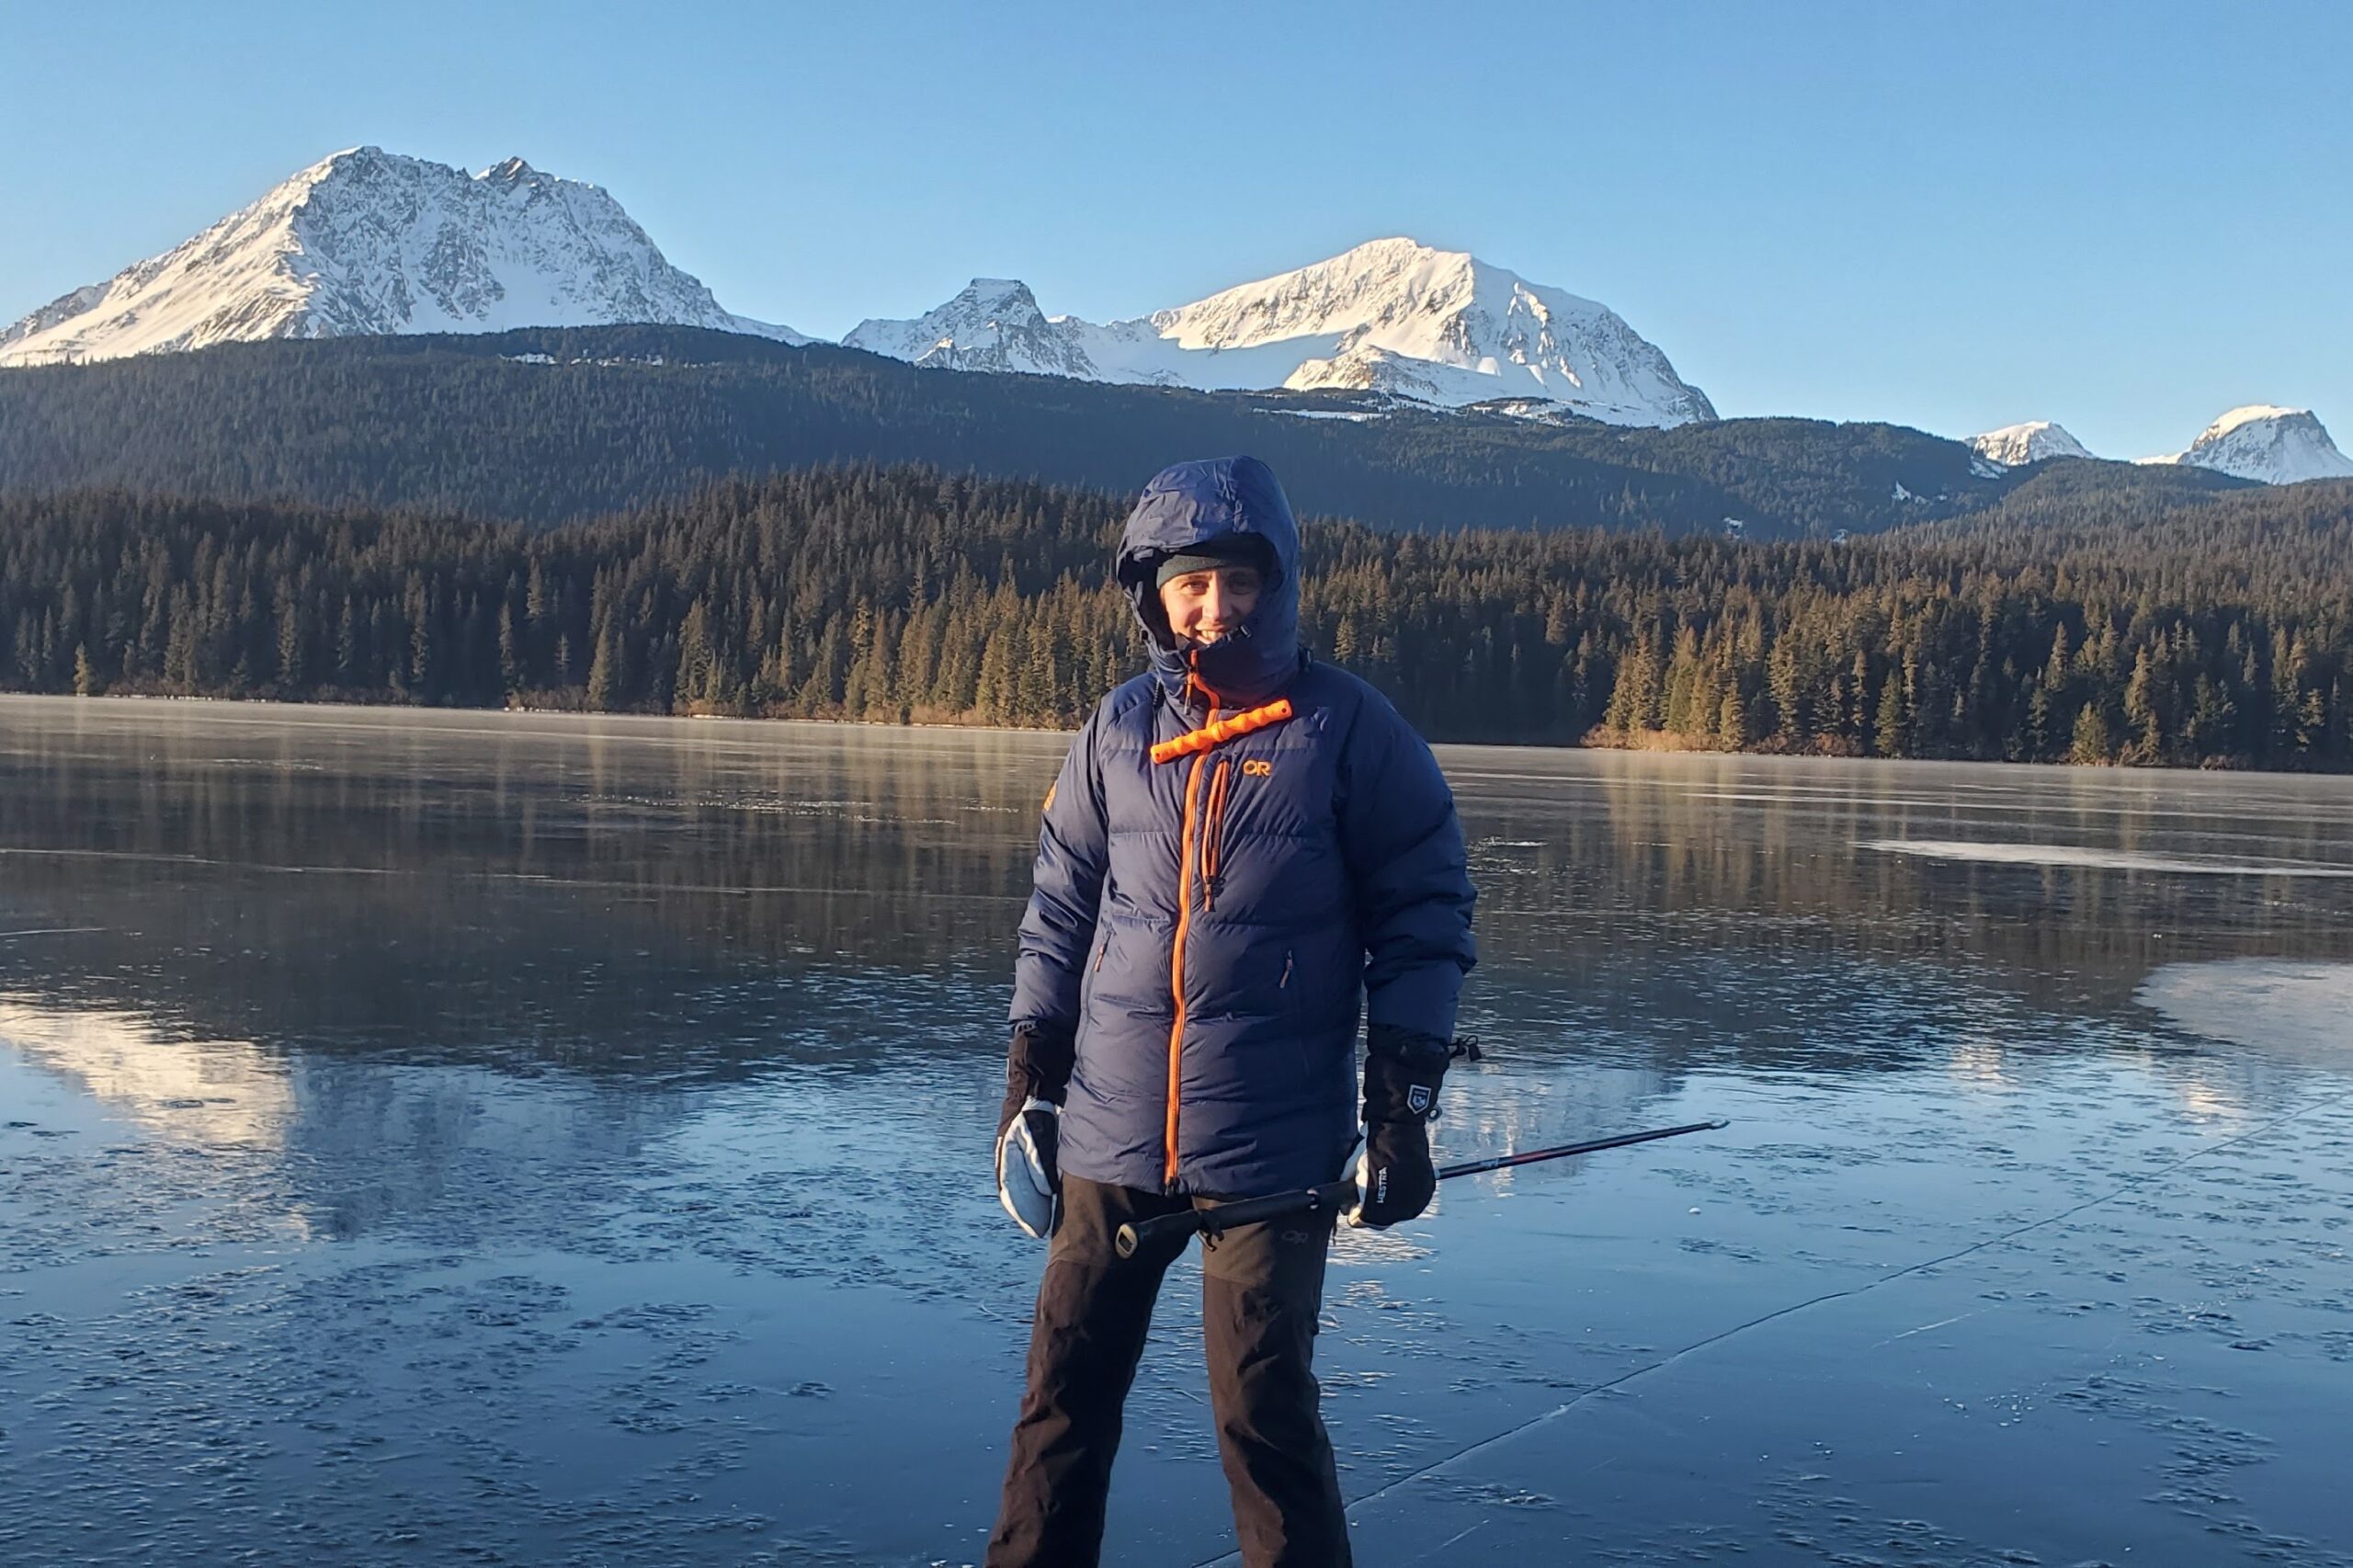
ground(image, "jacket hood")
xmin=1117 ymin=455 xmax=1303 ymax=707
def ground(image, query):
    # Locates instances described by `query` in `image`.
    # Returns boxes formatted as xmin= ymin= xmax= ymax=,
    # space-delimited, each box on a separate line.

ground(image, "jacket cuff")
xmin=1366 ymin=1022 xmax=1452 ymax=1071
xmin=1006 ymin=1020 xmax=1076 ymax=1106
xmin=1362 ymin=982 xmax=1462 ymax=1050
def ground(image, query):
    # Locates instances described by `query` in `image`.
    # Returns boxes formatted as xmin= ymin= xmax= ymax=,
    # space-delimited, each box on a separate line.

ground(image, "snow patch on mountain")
xmin=842 ymin=237 xmax=1713 ymax=427
xmin=0 ymin=147 xmax=804 ymax=367
xmin=2151 ymin=405 xmax=2353 ymax=485
xmin=1969 ymin=421 xmax=2094 ymax=467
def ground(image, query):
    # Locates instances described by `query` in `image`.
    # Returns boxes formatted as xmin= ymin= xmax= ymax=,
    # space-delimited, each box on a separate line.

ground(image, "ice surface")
xmin=0 ymin=997 xmax=294 ymax=1148
xmin=3 ymin=701 xmax=2350 ymax=1565
xmin=1864 ymin=836 xmax=2353 ymax=877
xmin=2138 ymin=958 xmax=2353 ymax=1061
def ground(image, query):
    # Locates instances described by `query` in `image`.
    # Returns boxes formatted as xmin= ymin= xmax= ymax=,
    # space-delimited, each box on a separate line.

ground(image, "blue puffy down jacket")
xmin=1009 ymin=455 xmax=1477 ymax=1198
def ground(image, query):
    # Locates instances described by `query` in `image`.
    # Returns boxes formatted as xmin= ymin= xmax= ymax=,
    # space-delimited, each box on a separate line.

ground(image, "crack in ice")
xmin=1183 ymin=1088 xmax=2352 ymax=1566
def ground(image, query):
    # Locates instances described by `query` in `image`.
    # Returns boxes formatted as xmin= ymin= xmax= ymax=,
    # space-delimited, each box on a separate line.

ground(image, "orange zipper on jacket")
xmin=1200 ymin=757 xmax=1233 ymax=911
xmin=1165 ymin=748 xmax=1210 ymax=1187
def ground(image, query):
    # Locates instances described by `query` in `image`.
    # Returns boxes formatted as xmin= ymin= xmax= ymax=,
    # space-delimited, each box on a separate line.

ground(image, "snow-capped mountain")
xmin=1152 ymin=239 xmax=1715 ymax=422
xmin=1968 ymin=420 xmax=2094 ymax=466
xmin=14 ymin=145 xmax=2329 ymax=468
xmin=846 ymin=237 xmax=1715 ymax=427
xmin=843 ymin=278 xmax=1098 ymax=378
xmin=2151 ymin=405 xmax=2353 ymax=485
xmin=0 ymin=147 xmax=803 ymax=367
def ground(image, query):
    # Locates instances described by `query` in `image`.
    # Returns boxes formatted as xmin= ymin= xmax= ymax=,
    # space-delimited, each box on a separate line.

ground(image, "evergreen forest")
xmin=6 ymin=465 xmax=2350 ymax=770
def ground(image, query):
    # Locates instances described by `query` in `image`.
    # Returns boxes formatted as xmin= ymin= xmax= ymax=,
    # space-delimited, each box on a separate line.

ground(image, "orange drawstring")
xmin=1184 ymin=648 xmax=1225 ymax=715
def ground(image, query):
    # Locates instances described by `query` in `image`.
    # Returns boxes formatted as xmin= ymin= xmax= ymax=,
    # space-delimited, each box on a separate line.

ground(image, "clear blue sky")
xmin=4 ymin=0 xmax=2347 ymax=459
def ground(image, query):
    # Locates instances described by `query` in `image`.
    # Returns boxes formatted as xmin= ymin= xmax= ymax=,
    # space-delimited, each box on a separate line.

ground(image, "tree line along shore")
xmin=4 ymin=464 xmax=2349 ymax=770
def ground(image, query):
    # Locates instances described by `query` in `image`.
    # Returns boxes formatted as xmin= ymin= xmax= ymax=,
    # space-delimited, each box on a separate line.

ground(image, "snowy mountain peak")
xmin=1147 ymin=235 xmax=1459 ymax=347
xmin=963 ymin=278 xmax=1037 ymax=306
xmin=1142 ymin=237 xmax=1714 ymax=423
xmin=1968 ymin=421 xmax=2095 ymax=467
xmin=2197 ymin=404 xmax=2306 ymax=442
xmin=0 ymin=147 xmax=804 ymax=367
xmin=2162 ymin=405 xmax=2353 ymax=485
xmin=843 ymin=277 xmax=1100 ymax=378
xmin=846 ymin=236 xmax=1712 ymax=426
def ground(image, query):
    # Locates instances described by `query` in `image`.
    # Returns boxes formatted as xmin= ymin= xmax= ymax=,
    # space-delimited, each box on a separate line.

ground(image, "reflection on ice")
xmin=2139 ymin=958 xmax=2353 ymax=1063
xmin=1944 ymin=1035 xmax=2019 ymax=1088
xmin=1864 ymin=837 xmax=2353 ymax=876
xmin=0 ymin=994 xmax=292 ymax=1148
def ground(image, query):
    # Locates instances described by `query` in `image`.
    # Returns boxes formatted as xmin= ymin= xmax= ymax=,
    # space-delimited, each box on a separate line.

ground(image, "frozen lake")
xmin=3 ymin=696 xmax=2350 ymax=1567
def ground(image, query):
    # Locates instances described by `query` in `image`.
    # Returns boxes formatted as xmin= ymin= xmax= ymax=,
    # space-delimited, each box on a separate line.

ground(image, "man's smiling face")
xmin=1158 ymin=564 xmax=1264 ymax=646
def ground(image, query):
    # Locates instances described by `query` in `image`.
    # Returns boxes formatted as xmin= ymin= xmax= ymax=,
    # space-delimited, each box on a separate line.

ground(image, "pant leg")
xmin=1199 ymin=1199 xmax=1352 ymax=1568
xmin=985 ymin=1176 xmax=1188 ymax=1568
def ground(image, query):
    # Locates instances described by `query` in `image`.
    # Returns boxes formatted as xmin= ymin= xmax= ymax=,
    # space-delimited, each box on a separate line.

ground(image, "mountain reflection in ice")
xmin=4 ymin=698 xmax=2352 ymax=1568
xmin=0 ymin=996 xmax=293 ymax=1148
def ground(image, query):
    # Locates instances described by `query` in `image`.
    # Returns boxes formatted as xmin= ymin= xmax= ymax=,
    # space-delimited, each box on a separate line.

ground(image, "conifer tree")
xmin=2070 ymin=703 xmax=2113 ymax=766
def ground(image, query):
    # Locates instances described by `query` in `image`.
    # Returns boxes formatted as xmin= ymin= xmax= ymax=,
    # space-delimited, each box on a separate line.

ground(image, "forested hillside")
xmin=6 ymin=468 xmax=2348 ymax=769
xmin=0 ymin=324 xmax=2242 ymax=538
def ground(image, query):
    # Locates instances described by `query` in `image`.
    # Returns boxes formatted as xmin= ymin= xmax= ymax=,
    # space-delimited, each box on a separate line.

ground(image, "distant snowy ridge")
xmin=5 ymin=157 xmax=1706 ymax=425
xmin=11 ymin=146 xmax=2338 ymax=465
xmin=2144 ymin=405 xmax=2353 ymax=485
xmin=1968 ymin=421 xmax=2094 ymax=466
xmin=847 ymin=237 xmax=1716 ymax=427
xmin=843 ymin=278 xmax=1102 ymax=379
xmin=0 ymin=147 xmax=804 ymax=367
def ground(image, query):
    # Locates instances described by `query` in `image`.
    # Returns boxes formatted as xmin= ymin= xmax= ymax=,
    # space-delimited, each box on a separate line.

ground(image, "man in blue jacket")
xmin=986 ymin=455 xmax=1477 ymax=1568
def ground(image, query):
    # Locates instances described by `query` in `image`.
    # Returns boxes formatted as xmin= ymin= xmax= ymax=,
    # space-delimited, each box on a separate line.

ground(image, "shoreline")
xmin=8 ymin=689 xmax=2349 ymax=780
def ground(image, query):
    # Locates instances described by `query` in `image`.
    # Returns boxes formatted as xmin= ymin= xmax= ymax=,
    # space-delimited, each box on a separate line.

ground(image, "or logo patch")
xmin=1042 ymin=781 xmax=1057 ymax=812
xmin=1406 ymin=1085 xmax=1434 ymax=1116
xmin=1241 ymin=758 xmax=1272 ymax=778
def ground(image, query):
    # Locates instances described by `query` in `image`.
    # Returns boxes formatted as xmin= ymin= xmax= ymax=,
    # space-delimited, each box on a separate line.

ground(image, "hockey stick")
xmin=1113 ymin=1119 xmax=1729 ymax=1258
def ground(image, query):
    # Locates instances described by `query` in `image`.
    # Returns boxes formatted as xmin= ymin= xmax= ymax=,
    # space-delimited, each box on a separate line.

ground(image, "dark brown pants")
xmin=984 ymin=1176 xmax=1351 ymax=1568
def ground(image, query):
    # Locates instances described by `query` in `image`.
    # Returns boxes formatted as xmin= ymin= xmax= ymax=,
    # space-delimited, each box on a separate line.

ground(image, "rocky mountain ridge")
xmin=849 ymin=237 xmax=1717 ymax=427
xmin=0 ymin=147 xmax=804 ymax=366
xmin=3 ymin=147 xmax=2340 ymax=479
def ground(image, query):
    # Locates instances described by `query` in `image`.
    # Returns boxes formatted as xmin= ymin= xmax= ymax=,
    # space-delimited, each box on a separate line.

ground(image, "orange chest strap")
xmin=1151 ymin=698 xmax=1294 ymax=765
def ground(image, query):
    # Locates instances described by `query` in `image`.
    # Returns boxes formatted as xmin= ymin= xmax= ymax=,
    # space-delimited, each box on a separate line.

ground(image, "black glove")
xmin=1347 ymin=1025 xmax=1453 ymax=1229
xmin=996 ymin=1023 xmax=1074 ymax=1239
xmin=1351 ymin=1119 xmax=1435 ymax=1230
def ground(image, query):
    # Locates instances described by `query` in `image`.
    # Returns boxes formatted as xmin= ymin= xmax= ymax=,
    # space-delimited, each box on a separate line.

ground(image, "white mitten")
xmin=995 ymin=1097 xmax=1061 ymax=1240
